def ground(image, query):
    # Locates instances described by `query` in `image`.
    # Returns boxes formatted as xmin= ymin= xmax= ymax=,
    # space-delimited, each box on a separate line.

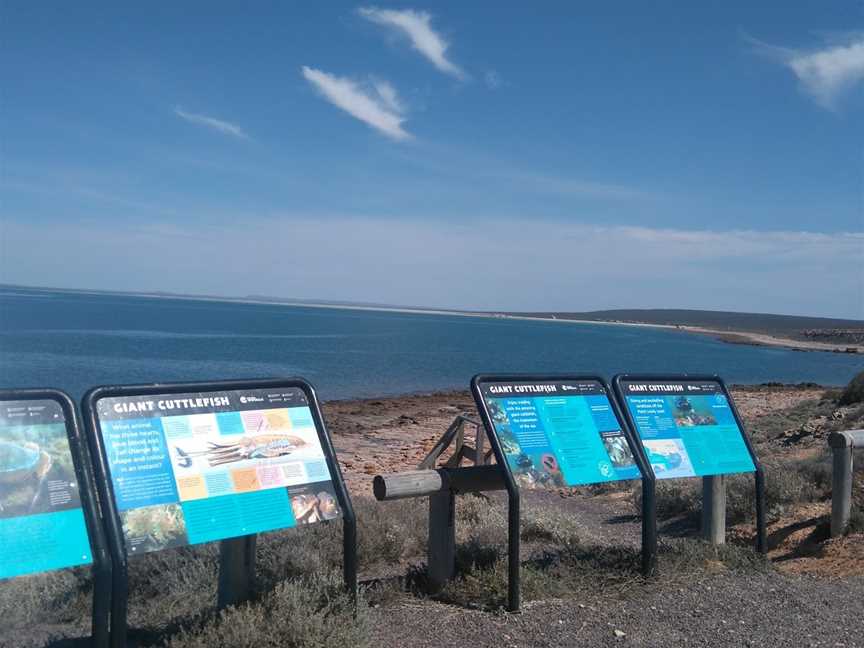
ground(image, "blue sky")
xmin=1 ymin=1 xmax=862 ymax=317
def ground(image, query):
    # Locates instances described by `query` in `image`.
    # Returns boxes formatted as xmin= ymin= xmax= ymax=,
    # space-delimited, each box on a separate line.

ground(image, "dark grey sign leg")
xmin=217 ymin=535 xmax=257 ymax=610
xmin=641 ymin=478 xmax=657 ymax=576
xmin=754 ymin=468 xmax=767 ymax=553
xmin=343 ymin=516 xmax=358 ymax=602
xmin=109 ymin=562 xmax=128 ymax=648
xmin=91 ymin=563 xmax=111 ymax=648
xmin=507 ymin=494 xmax=520 ymax=612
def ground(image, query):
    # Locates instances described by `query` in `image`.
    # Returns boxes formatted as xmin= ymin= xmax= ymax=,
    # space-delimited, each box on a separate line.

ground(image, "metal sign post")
xmin=82 ymin=378 xmax=357 ymax=646
xmin=217 ymin=534 xmax=257 ymax=609
xmin=473 ymin=414 xmax=521 ymax=612
xmin=641 ymin=477 xmax=658 ymax=576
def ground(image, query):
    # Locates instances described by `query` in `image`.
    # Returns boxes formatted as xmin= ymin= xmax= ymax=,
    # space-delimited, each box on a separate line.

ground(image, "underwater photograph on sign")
xmin=95 ymin=387 xmax=341 ymax=555
xmin=0 ymin=399 xmax=92 ymax=579
xmin=621 ymin=380 xmax=756 ymax=479
xmin=480 ymin=380 xmax=640 ymax=489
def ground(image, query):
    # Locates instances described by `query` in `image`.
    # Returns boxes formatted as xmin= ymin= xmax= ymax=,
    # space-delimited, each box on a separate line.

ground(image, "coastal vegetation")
xmin=839 ymin=370 xmax=864 ymax=406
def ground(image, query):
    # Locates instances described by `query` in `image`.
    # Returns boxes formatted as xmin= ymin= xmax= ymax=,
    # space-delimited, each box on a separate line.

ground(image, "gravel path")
xmin=369 ymin=572 xmax=864 ymax=647
xmin=367 ymin=484 xmax=864 ymax=648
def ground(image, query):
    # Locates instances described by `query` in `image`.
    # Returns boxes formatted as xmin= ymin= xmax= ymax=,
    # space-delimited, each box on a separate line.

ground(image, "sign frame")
xmin=0 ymin=388 xmax=111 ymax=648
xmin=471 ymin=373 xmax=658 ymax=611
xmin=612 ymin=373 xmax=767 ymax=553
xmin=82 ymin=378 xmax=357 ymax=648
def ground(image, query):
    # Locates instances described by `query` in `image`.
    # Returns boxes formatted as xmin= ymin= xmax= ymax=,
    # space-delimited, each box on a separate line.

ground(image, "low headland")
xmin=501 ymin=308 xmax=864 ymax=354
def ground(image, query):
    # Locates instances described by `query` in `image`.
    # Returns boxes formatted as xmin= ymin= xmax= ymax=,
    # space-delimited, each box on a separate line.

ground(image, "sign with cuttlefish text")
xmin=618 ymin=379 xmax=756 ymax=480
xmin=93 ymin=387 xmax=342 ymax=555
xmin=0 ymin=397 xmax=93 ymax=579
xmin=476 ymin=379 xmax=643 ymax=489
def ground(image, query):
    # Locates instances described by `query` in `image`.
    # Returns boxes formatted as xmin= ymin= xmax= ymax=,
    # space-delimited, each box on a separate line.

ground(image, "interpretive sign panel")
xmin=473 ymin=376 xmax=644 ymax=488
xmin=0 ymin=393 xmax=94 ymax=579
xmin=615 ymin=377 xmax=756 ymax=479
xmin=87 ymin=382 xmax=343 ymax=555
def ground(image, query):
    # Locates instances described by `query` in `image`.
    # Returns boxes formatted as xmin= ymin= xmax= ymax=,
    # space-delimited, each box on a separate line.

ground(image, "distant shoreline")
xmin=2 ymin=283 xmax=861 ymax=355
xmin=490 ymin=314 xmax=863 ymax=354
xmin=680 ymin=326 xmax=863 ymax=354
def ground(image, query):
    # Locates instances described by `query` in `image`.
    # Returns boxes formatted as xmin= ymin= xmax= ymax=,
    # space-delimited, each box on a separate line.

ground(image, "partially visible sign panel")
xmin=477 ymin=379 xmax=641 ymax=488
xmin=92 ymin=387 xmax=342 ymax=555
xmin=619 ymin=379 xmax=756 ymax=479
xmin=0 ymin=399 xmax=92 ymax=579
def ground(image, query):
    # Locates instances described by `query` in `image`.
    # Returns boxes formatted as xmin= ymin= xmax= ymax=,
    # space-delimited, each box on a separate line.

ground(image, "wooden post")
xmin=702 ymin=475 xmax=725 ymax=545
xmin=373 ymin=466 xmax=505 ymax=500
xmin=452 ymin=422 xmax=465 ymax=466
xmin=829 ymin=433 xmax=855 ymax=537
xmin=217 ymin=535 xmax=257 ymax=609
xmin=828 ymin=431 xmax=864 ymax=537
xmin=475 ymin=422 xmax=486 ymax=465
xmin=373 ymin=470 xmax=446 ymax=500
xmin=427 ymin=491 xmax=456 ymax=592
xmin=831 ymin=444 xmax=853 ymax=537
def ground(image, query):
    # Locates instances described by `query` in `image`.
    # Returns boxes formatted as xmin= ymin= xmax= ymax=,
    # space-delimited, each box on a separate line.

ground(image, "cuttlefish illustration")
xmin=174 ymin=434 xmax=307 ymax=468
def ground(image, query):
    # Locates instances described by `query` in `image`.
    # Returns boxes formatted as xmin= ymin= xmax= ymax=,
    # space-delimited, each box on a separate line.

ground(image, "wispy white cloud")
xmin=747 ymin=34 xmax=864 ymax=109
xmin=174 ymin=107 xmax=250 ymax=139
xmin=371 ymin=78 xmax=404 ymax=114
xmin=301 ymin=66 xmax=411 ymax=141
xmin=358 ymin=7 xmax=466 ymax=80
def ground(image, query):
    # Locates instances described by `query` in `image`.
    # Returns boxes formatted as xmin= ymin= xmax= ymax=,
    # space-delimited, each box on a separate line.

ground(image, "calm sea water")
xmin=1 ymin=289 xmax=861 ymax=401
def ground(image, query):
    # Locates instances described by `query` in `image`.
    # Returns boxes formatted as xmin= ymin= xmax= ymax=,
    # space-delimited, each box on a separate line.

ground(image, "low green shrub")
xmin=659 ymin=539 xmax=772 ymax=574
xmin=839 ymin=371 xmax=864 ymax=406
xmin=357 ymin=499 xmax=427 ymax=566
xmin=165 ymin=572 xmax=367 ymax=648
xmin=641 ymin=453 xmax=834 ymax=526
xmin=455 ymin=494 xmax=507 ymax=548
xmin=0 ymin=567 xmax=91 ymax=630
xmin=520 ymin=508 xmax=582 ymax=549
xmin=631 ymin=479 xmax=700 ymax=521
xmin=746 ymin=398 xmax=835 ymax=443
xmin=846 ymin=507 xmax=864 ymax=536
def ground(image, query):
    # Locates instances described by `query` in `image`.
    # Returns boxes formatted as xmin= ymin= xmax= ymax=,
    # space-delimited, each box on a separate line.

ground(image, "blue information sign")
xmin=619 ymin=379 xmax=756 ymax=479
xmin=92 ymin=387 xmax=343 ymax=555
xmin=0 ymin=398 xmax=93 ymax=579
xmin=479 ymin=379 xmax=641 ymax=488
